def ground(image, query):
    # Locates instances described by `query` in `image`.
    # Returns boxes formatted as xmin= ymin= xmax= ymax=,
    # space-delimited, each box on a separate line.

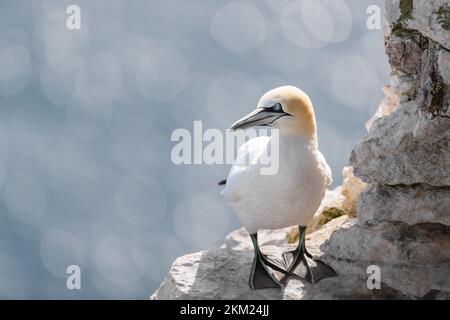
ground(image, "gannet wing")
xmin=221 ymin=136 xmax=271 ymax=201
xmin=315 ymin=150 xmax=333 ymax=186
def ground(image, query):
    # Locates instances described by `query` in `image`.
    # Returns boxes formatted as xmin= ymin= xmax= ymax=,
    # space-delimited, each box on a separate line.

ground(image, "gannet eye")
xmin=273 ymin=103 xmax=282 ymax=112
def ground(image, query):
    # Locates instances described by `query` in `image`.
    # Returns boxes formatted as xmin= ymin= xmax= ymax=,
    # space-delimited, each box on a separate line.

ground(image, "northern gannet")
xmin=220 ymin=86 xmax=337 ymax=289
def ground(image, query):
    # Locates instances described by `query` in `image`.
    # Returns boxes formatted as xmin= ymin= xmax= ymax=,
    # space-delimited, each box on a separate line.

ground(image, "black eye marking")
xmin=272 ymin=103 xmax=283 ymax=112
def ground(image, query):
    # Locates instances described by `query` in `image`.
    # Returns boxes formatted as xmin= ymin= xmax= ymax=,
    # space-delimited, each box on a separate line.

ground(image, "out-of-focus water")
xmin=0 ymin=0 xmax=388 ymax=298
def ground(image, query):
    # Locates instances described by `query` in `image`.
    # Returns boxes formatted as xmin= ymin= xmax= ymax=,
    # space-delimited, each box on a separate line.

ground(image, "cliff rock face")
xmin=331 ymin=0 xmax=450 ymax=298
xmin=152 ymin=0 xmax=450 ymax=299
xmin=352 ymin=0 xmax=450 ymax=186
xmin=152 ymin=217 xmax=408 ymax=300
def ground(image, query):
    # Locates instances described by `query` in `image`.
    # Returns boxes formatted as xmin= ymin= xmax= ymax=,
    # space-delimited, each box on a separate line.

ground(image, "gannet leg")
xmin=282 ymin=226 xmax=311 ymax=265
xmin=248 ymin=233 xmax=284 ymax=290
xmin=282 ymin=225 xmax=337 ymax=283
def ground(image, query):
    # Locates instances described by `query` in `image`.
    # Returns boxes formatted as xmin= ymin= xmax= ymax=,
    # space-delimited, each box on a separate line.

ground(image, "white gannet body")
xmin=222 ymin=135 xmax=331 ymax=234
xmin=219 ymin=86 xmax=336 ymax=289
xmin=222 ymin=86 xmax=332 ymax=234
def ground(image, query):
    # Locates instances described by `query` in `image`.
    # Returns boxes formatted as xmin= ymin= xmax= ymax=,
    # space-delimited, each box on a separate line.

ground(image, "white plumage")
xmin=222 ymin=134 xmax=331 ymax=234
xmin=220 ymin=85 xmax=336 ymax=289
xmin=221 ymin=86 xmax=332 ymax=234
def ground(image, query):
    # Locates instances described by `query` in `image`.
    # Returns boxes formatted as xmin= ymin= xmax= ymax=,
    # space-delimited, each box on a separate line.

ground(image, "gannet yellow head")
xmin=230 ymin=85 xmax=317 ymax=141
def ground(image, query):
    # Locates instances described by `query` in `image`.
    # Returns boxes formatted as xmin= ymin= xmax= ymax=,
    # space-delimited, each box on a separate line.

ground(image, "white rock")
xmin=324 ymin=219 xmax=450 ymax=264
xmin=351 ymin=102 xmax=450 ymax=186
xmin=342 ymin=0 xmax=450 ymax=299
xmin=408 ymin=0 xmax=450 ymax=50
xmin=341 ymin=167 xmax=366 ymax=217
xmin=321 ymin=219 xmax=450 ymax=297
xmin=365 ymin=99 xmax=391 ymax=131
xmin=307 ymin=187 xmax=345 ymax=233
xmin=385 ymin=0 xmax=450 ymax=50
xmin=384 ymin=0 xmax=402 ymax=34
xmin=151 ymin=217 xmax=409 ymax=300
xmin=438 ymin=49 xmax=450 ymax=85
xmin=358 ymin=183 xmax=450 ymax=226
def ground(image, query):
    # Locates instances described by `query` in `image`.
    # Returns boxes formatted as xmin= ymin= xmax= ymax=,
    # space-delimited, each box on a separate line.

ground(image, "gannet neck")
xmin=276 ymin=117 xmax=317 ymax=144
xmin=277 ymin=129 xmax=318 ymax=156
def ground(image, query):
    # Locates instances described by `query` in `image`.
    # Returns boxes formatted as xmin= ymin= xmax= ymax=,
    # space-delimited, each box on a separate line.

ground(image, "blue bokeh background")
xmin=0 ymin=0 xmax=387 ymax=298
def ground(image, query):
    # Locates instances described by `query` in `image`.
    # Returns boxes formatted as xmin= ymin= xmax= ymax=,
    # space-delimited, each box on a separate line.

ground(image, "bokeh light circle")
xmin=0 ymin=252 xmax=30 ymax=298
xmin=138 ymin=233 xmax=185 ymax=282
xmin=0 ymin=156 xmax=6 ymax=189
xmin=3 ymin=172 xmax=47 ymax=226
xmin=210 ymin=2 xmax=266 ymax=52
xmin=40 ymin=53 xmax=81 ymax=106
xmin=76 ymin=52 xmax=123 ymax=102
xmin=40 ymin=17 xmax=90 ymax=62
xmin=330 ymin=53 xmax=380 ymax=110
xmin=206 ymin=72 xmax=262 ymax=127
xmin=172 ymin=189 xmax=231 ymax=249
xmin=323 ymin=0 xmax=353 ymax=43
xmin=317 ymin=122 xmax=353 ymax=183
xmin=281 ymin=0 xmax=353 ymax=49
xmin=136 ymin=48 xmax=190 ymax=102
xmin=94 ymin=236 xmax=144 ymax=286
xmin=281 ymin=0 xmax=329 ymax=49
xmin=40 ymin=230 xmax=85 ymax=278
xmin=258 ymin=25 xmax=311 ymax=75
xmin=66 ymin=92 xmax=113 ymax=140
xmin=115 ymin=174 xmax=167 ymax=227
xmin=302 ymin=1 xmax=333 ymax=43
xmin=0 ymin=45 xmax=30 ymax=82
xmin=0 ymin=44 xmax=31 ymax=97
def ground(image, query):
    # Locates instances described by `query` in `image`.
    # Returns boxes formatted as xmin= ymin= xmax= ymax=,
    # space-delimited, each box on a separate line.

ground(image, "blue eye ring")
xmin=273 ymin=103 xmax=282 ymax=112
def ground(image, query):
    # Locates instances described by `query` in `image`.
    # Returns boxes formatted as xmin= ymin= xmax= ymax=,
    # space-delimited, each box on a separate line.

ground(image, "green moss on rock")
xmin=430 ymin=82 xmax=446 ymax=111
xmin=286 ymin=207 xmax=347 ymax=244
xmin=391 ymin=24 xmax=419 ymax=37
xmin=287 ymin=228 xmax=299 ymax=244
xmin=437 ymin=5 xmax=450 ymax=30
xmin=391 ymin=0 xmax=416 ymax=37
xmin=399 ymin=0 xmax=413 ymax=22
xmin=317 ymin=208 xmax=346 ymax=227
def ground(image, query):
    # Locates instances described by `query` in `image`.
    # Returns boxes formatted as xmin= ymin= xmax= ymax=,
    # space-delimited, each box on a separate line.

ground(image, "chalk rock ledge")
xmin=151 ymin=217 xmax=408 ymax=300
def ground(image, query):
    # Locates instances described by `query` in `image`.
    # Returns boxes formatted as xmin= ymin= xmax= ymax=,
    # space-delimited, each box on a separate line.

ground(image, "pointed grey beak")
xmin=230 ymin=108 xmax=288 ymax=130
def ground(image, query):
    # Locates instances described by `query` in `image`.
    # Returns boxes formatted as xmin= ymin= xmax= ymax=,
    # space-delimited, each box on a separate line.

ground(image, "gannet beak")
xmin=230 ymin=108 xmax=288 ymax=130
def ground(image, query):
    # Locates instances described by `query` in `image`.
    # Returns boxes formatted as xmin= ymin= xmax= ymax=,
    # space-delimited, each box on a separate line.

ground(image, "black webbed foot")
xmin=282 ymin=226 xmax=337 ymax=283
xmin=249 ymin=233 xmax=285 ymax=290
